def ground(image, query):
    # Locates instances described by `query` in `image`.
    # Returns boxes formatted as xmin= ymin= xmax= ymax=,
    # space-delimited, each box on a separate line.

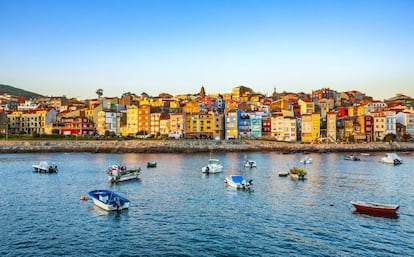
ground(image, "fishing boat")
xmin=244 ymin=159 xmax=257 ymax=168
xmin=344 ymin=155 xmax=361 ymax=161
xmin=106 ymin=164 xmax=141 ymax=183
xmin=300 ymin=156 xmax=313 ymax=164
xmin=32 ymin=161 xmax=58 ymax=173
xmin=350 ymin=201 xmax=399 ymax=215
xmin=201 ymin=159 xmax=223 ymax=174
xmin=224 ymin=175 xmax=253 ymax=190
xmin=379 ymin=153 xmax=403 ymax=165
xmin=289 ymin=167 xmax=307 ymax=180
xmin=147 ymin=161 xmax=157 ymax=168
xmin=88 ymin=190 xmax=130 ymax=211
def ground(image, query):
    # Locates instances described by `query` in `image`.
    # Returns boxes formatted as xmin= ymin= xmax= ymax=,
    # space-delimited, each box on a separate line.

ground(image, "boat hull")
xmin=107 ymin=165 xmax=141 ymax=183
xmin=89 ymin=190 xmax=130 ymax=211
xmin=351 ymin=201 xmax=399 ymax=215
xmin=32 ymin=162 xmax=58 ymax=173
xmin=225 ymin=176 xmax=252 ymax=190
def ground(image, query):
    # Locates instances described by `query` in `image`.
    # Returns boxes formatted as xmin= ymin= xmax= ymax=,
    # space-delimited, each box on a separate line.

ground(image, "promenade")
xmin=0 ymin=140 xmax=413 ymax=154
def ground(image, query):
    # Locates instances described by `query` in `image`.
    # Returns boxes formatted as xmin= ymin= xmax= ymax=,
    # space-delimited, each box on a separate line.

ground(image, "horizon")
xmin=1 ymin=0 xmax=413 ymax=100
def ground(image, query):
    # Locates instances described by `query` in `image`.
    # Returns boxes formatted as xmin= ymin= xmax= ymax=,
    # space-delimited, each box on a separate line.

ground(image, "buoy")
xmin=80 ymin=195 xmax=87 ymax=201
xmin=329 ymin=203 xmax=334 ymax=206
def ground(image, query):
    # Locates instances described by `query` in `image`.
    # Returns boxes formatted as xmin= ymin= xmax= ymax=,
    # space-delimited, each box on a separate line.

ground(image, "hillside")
xmin=0 ymin=84 xmax=43 ymax=99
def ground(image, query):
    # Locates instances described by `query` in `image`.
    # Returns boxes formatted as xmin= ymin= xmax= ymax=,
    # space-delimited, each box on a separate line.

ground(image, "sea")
xmin=1 ymin=151 xmax=413 ymax=256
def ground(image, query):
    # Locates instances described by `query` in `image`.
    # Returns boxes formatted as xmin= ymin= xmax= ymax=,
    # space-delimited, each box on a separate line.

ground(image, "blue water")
xmin=1 ymin=151 xmax=413 ymax=256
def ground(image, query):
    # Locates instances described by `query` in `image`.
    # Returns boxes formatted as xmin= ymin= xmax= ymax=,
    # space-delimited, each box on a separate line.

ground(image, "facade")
xmin=372 ymin=112 xmax=386 ymax=141
xmin=396 ymin=109 xmax=414 ymax=135
xmin=225 ymin=109 xmax=240 ymax=139
xmin=326 ymin=112 xmax=337 ymax=142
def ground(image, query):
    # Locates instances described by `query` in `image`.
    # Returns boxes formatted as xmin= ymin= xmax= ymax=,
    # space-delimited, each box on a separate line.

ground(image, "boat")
xmin=278 ymin=171 xmax=289 ymax=177
xmin=106 ymin=164 xmax=141 ymax=183
xmin=32 ymin=161 xmax=58 ymax=173
xmin=244 ymin=159 xmax=257 ymax=168
xmin=224 ymin=175 xmax=253 ymax=190
xmin=289 ymin=167 xmax=307 ymax=180
xmin=344 ymin=155 xmax=361 ymax=161
xmin=379 ymin=153 xmax=403 ymax=165
xmin=350 ymin=201 xmax=399 ymax=215
xmin=201 ymin=159 xmax=223 ymax=174
xmin=400 ymin=151 xmax=410 ymax=156
xmin=147 ymin=161 xmax=157 ymax=168
xmin=88 ymin=190 xmax=130 ymax=211
xmin=300 ymin=156 xmax=313 ymax=164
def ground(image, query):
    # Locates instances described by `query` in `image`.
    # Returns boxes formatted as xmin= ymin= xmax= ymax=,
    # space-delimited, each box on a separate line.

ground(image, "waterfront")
xmin=1 ymin=151 xmax=413 ymax=256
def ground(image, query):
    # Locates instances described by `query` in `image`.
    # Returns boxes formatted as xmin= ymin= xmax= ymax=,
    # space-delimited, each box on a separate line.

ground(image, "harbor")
xmin=1 ymin=151 xmax=413 ymax=256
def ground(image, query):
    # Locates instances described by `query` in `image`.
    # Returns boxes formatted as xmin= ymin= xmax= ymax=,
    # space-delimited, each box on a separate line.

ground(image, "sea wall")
xmin=0 ymin=140 xmax=413 ymax=154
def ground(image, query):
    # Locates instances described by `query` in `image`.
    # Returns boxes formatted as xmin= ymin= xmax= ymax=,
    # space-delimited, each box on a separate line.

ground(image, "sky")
xmin=1 ymin=0 xmax=413 ymax=100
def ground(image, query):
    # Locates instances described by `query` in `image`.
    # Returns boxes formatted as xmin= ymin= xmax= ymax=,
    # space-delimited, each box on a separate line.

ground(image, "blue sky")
xmin=1 ymin=0 xmax=413 ymax=100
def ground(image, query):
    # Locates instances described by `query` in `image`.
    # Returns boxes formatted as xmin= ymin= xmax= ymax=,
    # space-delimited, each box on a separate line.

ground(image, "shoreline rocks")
xmin=0 ymin=140 xmax=413 ymax=154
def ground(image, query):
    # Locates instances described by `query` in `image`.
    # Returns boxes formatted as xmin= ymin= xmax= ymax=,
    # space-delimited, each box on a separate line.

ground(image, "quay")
xmin=0 ymin=140 xmax=413 ymax=154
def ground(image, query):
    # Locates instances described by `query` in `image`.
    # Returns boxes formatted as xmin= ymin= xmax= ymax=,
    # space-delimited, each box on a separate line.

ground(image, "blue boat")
xmin=88 ymin=190 xmax=130 ymax=211
xmin=225 ymin=175 xmax=253 ymax=190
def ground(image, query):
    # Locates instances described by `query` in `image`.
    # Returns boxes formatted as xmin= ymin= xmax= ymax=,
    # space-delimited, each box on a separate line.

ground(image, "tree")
xmin=383 ymin=133 xmax=396 ymax=142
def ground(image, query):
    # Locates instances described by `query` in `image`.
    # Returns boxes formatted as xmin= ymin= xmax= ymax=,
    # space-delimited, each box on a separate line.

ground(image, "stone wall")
xmin=0 ymin=140 xmax=413 ymax=153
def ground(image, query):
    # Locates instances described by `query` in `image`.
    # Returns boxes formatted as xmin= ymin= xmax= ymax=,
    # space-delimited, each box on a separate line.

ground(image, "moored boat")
xmin=88 ymin=190 xmax=130 ymax=211
xmin=278 ymin=171 xmax=289 ymax=177
xmin=224 ymin=175 xmax=253 ymax=190
xmin=289 ymin=167 xmax=307 ymax=180
xmin=350 ymin=201 xmax=399 ymax=215
xmin=32 ymin=161 xmax=58 ymax=173
xmin=107 ymin=164 xmax=141 ymax=183
xmin=300 ymin=156 xmax=313 ymax=164
xmin=344 ymin=155 xmax=360 ymax=161
xmin=244 ymin=159 xmax=257 ymax=168
xmin=147 ymin=161 xmax=157 ymax=168
xmin=379 ymin=153 xmax=403 ymax=165
xmin=201 ymin=159 xmax=223 ymax=174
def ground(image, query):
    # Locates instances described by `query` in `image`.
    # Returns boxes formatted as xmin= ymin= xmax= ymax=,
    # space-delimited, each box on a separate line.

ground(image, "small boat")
xmin=350 ymin=201 xmax=399 ymax=215
xmin=379 ymin=153 xmax=403 ymax=165
xmin=360 ymin=153 xmax=370 ymax=156
xmin=32 ymin=161 xmax=58 ymax=173
xmin=400 ymin=151 xmax=410 ymax=156
xmin=201 ymin=159 xmax=223 ymax=174
xmin=88 ymin=190 xmax=130 ymax=211
xmin=278 ymin=171 xmax=289 ymax=177
xmin=300 ymin=156 xmax=313 ymax=164
xmin=107 ymin=164 xmax=141 ymax=183
xmin=147 ymin=161 xmax=157 ymax=168
xmin=344 ymin=155 xmax=361 ymax=161
xmin=289 ymin=167 xmax=307 ymax=180
xmin=244 ymin=159 xmax=257 ymax=168
xmin=224 ymin=175 xmax=253 ymax=190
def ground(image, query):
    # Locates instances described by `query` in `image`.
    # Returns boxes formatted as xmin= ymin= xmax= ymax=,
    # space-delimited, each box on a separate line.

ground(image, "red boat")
xmin=351 ymin=201 xmax=399 ymax=215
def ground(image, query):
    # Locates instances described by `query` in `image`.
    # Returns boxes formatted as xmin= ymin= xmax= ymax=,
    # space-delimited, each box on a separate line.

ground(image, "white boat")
xmin=224 ymin=175 xmax=253 ymax=190
xmin=201 ymin=159 xmax=223 ymax=174
xmin=300 ymin=157 xmax=313 ymax=164
xmin=344 ymin=155 xmax=361 ymax=161
xmin=107 ymin=164 xmax=141 ymax=183
xmin=88 ymin=190 xmax=130 ymax=211
xmin=244 ymin=159 xmax=257 ymax=168
xmin=32 ymin=161 xmax=58 ymax=173
xmin=379 ymin=153 xmax=403 ymax=165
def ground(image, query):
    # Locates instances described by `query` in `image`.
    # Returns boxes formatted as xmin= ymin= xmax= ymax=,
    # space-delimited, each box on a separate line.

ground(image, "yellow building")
xmin=298 ymin=99 xmax=315 ymax=115
xmin=170 ymin=113 xmax=184 ymax=138
xmin=301 ymin=112 xmax=320 ymax=142
xmin=185 ymin=112 xmax=214 ymax=138
xmin=126 ymin=105 xmax=139 ymax=136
